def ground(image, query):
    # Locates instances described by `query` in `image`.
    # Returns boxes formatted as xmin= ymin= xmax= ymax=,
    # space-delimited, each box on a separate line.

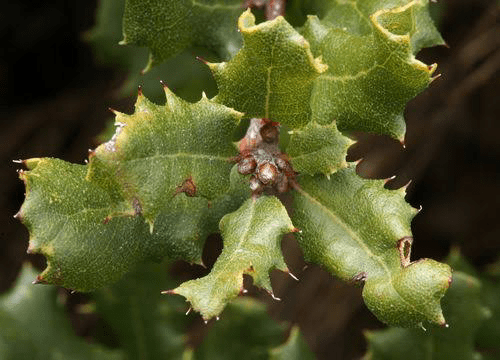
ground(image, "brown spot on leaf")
xmin=175 ymin=177 xmax=197 ymax=197
xmin=132 ymin=198 xmax=142 ymax=216
xmin=397 ymin=236 xmax=413 ymax=267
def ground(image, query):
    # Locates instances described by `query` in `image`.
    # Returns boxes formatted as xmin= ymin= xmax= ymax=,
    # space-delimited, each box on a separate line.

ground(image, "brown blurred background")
xmin=1 ymin=1 xmax=499 ymax=359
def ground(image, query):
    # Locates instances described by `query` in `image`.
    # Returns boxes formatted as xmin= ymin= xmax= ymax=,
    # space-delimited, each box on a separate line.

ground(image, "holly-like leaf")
xmin=88 ymin=88 xmax=243 ymax=225
xmin=211 ymin=9 xmax=327 ymax=129
xmin=94 ymin=262 xmax=187 ymax=360
xmin=286 ymin=121 xmax=354 ymax=176
xmin=17 ymin=157 xmax=248 ymax=291
xmin=122 ymin=0 xmax=244 ymax=72
xmin=169 ymin=195 xmax=295 ymax=321
xmin=189 ymin=298 xmax=314 ymax=360
xmin=292 ymin=165 xmax=451 ymax=327
xmin=0 ymin=264 xmax=124 ymax=360
xmin=303 ymin=0 xmax=442 ymax=140
xmin=363 ymin=271 xmax=491 ymax=360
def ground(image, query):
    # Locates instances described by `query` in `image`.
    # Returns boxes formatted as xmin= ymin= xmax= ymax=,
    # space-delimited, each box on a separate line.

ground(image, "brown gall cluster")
xmin=235 ymin=118 xmax=296 ymax=195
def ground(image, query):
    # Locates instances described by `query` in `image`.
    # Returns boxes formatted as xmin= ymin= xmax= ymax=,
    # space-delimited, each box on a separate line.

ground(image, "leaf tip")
xmin=32 ymin=275 xmax=48 ymax=285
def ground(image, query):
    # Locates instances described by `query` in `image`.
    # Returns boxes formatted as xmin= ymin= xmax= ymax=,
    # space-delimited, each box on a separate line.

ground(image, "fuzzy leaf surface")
xmin=18 ymin=158 xmax=248 ymax=291
xmin=190 ymin=298 xmax=314 ymax=360
xmin=94 ymin=262 xmax=187 ymax=360
xmin=292 ymin=165 xmax=451 ymax=327
xmin=286 ymin=121 xmax=353 ymax=176
xmin=0 ymin=264 xmax=124 ymax=360
xmin=88 ymin=89 xmax=242 ymax=224
xmin=122 ymin=0 xmax=243 ymax=71
xmin=212 ymin=10 xmax=327 ymax=129
xmin=303 ymin=0 xmax=443 ymax=139
xmin=171 ymin=195 xmax=294 ymax=320
xmin=363 ymin=271 xmax=491 ymax=360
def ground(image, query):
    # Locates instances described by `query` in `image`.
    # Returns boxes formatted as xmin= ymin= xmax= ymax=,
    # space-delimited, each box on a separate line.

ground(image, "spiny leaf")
xmin=211 ymin=9 xmax=327 ymax=129
xmin=122 ymin=0 xmax=244 ymax=72
xmin=169 ymin=195 xmax=295 ymax=320
xmin=292 ymin=165 xmax=451 ymax=327
xmin=17 ymin=158 xmax=248 ymax=291
xmin=286 ymin=121 xmax=354 ymax=176
xmin=190 ymin=298 xmax=314 ymax=360
xmin=303 ymin=0 xmax=441 ymax=140
xmin=363 ymin=271 xmax=491 ymax=360
xmin=88 ymin=88 xmax=243 ymax=225
xmin=0 ymin=264 xmax=124 ymax=360
xmin=94 ymin=262 xmax=187 ymax=360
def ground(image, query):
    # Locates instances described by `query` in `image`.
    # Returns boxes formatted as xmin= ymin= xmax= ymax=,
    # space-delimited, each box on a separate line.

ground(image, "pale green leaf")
xmin=286 ymin=121 xmax=354 ymax=176
xmin=0 ymin=264 xmax=124 ymax=360
xmin=212 ymin=9 xmax=327 ymax=129
xmin=292 ymin=165 xmax=451 ymax=327
xmin=122 ymin=0 xmax=244 ymax=72
xmin=303 ymin=0 xmax=442 ymax=140
xmin=17 ymin=158 xmax=248 ymax=291
xmin=363 ymin=271 xmax=491 ymax=360
xmin=88 ymin=89 xmax=243 ymax=224
xmin=170 ymin=196 xmax=295 ymax=320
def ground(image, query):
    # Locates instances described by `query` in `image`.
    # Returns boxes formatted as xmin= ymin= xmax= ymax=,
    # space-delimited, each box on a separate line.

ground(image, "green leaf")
xmin=269 ymin=326 xmax=316 ymax=360
xmin=0 ymin=264 xmax=124 ymax=360
xmin=17 ymin=157 xmax=248 ymax=291
xmin=211 ymin=9 xmax=327 ymax=129
xmin=122 ymin=0 xmax=244 ymax=72
xmin=302 ymin=0 xmax=442 ymax=140
xmin=94 ymin=262 xmax=187 ymax=360
xmin=363 ymin=271 xmax=491 ymax=360
xmin=191 ymin=298 xmax=314 ymax=360
xmin=292 ymin=165 xmax=451 ymax=327
xmin=88 ymin=88 xmax=243 ymax=225
xmin=169 ymin=195 xmax=295 ymax=320
xmin=84 ymin=0 xmax=218 ymax=102
xmin=286 ymin=121 xmax=354 ymax=176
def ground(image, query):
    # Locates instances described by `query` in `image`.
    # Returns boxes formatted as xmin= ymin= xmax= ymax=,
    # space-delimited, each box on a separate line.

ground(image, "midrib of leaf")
xmin=123 ymin=153 xmax=231 ymax=163
xmin=213 ymin=199 xmax=255 ymax=284
xmin=322 ymin=49 xmax=395 ymax=82
xmin=264 ymin=32 xmax=280 ymax=119
xmin=295 ymin=185 xmax=427 ymax=318
xmin=191 ymin=0 xmax=241 ymax=11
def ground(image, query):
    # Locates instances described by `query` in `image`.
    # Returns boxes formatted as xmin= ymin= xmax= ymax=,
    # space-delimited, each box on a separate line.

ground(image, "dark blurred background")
xmin=1 ymin=1 xmax=499 ymax=359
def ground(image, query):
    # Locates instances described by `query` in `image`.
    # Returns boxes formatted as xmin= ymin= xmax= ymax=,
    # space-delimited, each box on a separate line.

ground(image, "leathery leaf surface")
xmin=286 ymin=121 xmax=354 ymax=177
xmin=292 ymin=165 xmax=451 ymax=327
xmin=302 ymin=0 xmax=443 ymax=140
xmin=170 ymin=196 xmax=295 ymax=320
xmin=363 ymin=271 xmax=491 ymax=360
xmin=17 ymin=158 xmax=249 ymax=291
xmin=0 ymin=264 xmax=123 ymax=359
xmin=122 ymin=0 xmax=243 ymax=72
xmin=211 ymin=9 xmax=327 ymax=129
xmin=88 ymin=88 xmax=242 ymax=226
